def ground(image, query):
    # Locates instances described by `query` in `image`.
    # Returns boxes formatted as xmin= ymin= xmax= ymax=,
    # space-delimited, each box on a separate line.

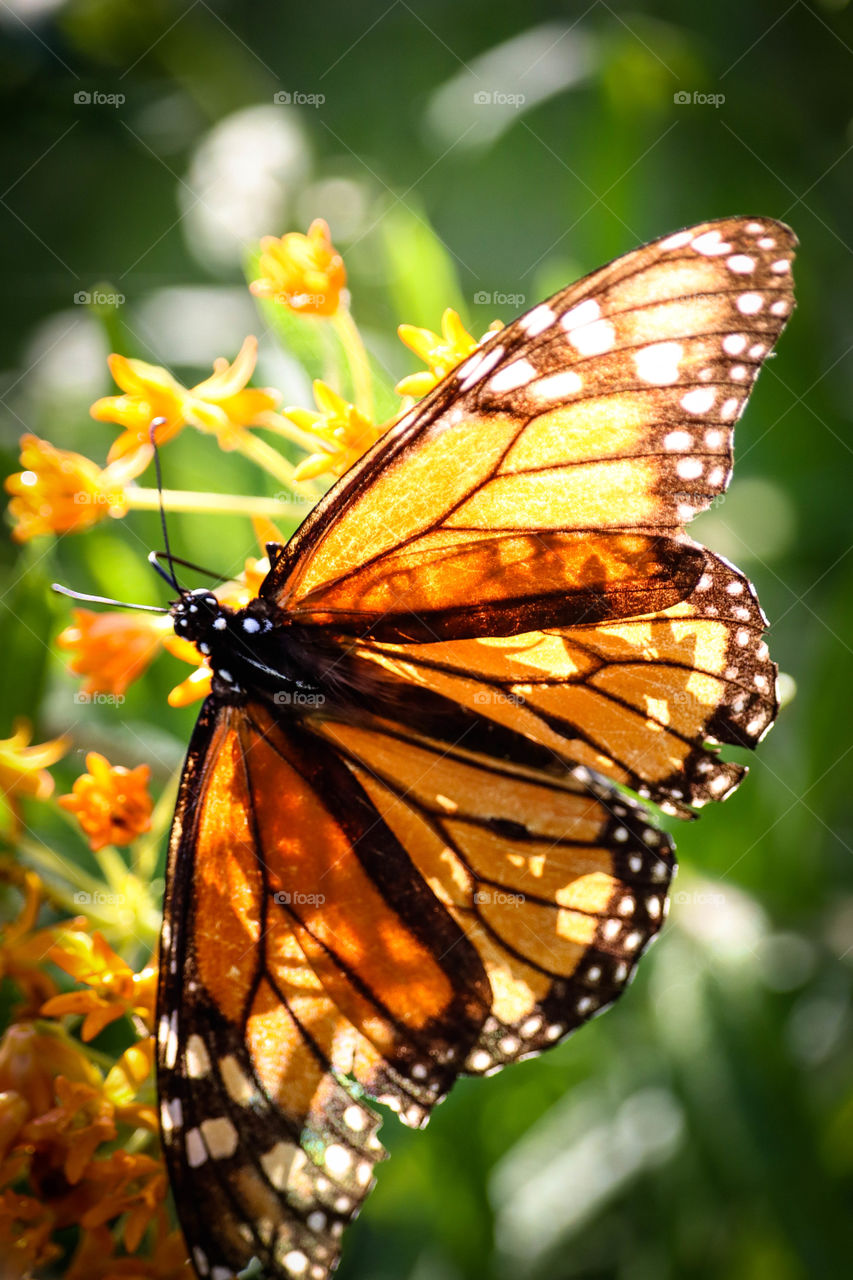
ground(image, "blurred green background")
xmin=2 ymin=1 xmax=853 ymax=1277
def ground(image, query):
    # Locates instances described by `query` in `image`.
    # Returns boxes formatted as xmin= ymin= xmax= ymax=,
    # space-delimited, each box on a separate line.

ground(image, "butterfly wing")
xmin=341 ymin=546 xmax=777 ymax=814
xmin=158 ymin=698 xmax=673 ymax=1279
xmin=309 ymin=713 xmax=675 ymax=1076
xmin=265 ymin=216 xmax=796 ymax=642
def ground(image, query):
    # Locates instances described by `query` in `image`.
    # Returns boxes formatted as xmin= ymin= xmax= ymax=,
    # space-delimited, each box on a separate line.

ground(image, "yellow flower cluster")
xmin=0 ymin=871 xmax=174 ymax=1277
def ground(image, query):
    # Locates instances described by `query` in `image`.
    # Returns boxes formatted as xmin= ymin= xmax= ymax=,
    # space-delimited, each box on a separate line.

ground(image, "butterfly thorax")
xmin=170 ymin=588 xmax=325 ymax=708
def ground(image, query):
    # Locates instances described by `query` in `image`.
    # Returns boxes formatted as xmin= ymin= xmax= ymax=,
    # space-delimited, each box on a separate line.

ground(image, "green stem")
xmin=17 ymin=837 xmax=106 ymax=901
xmin=332 ymin=307 xmax=374 ymax=419
xmin=125 ymin=488 xmax=314 ymax=521
xmin=132 ymin=766 xmax=180 ymax=882
xmin=232 ymin=432 xmax=322 ymax=499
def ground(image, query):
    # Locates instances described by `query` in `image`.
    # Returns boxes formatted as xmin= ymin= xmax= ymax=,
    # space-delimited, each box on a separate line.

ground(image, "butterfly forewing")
xmin=268 ymin=216 xmax=796 ymax=626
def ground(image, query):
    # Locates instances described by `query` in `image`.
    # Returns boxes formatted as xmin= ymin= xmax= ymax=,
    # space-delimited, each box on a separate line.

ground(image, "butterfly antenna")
xmin=149 ymin=419 xmax=182 ymax=593
xmin=51 ymin=583 xmax=168 ymax=613
xmin=148 ymin=550 xmax=229 ymax=586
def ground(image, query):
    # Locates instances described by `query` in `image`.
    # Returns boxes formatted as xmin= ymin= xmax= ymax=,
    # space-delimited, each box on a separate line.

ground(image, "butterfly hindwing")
xmin=345 ymin=546 xmax=778 ymax=814
xmin=310 ymin=714 xmax=675 ymax=1075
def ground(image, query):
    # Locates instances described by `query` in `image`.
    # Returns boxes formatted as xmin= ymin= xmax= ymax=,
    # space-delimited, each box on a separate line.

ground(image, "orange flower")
xmin=285 ymin=379 xmax=384 ymax=481
xmin=78 ymin=1149 xmax=167 ymax=1252
xmin=4 ymin=434 xmax=147 ymax=543
xmin=396 ymin=308 xmax=503 ymax=398
xmin=0 ymin=1023 xmax=100 ymax=1120
xmin=58 ymin=754 xmax=153 ymax=852
xmin=57 ymin=608 xmax=171 ymax=698
xmin=0 ymin=720 xmax=69 ymax=838
xmin=0 ymin=869 xmax=68 ymax=1015
xmin=91 ymin=336 xmax=280 ymax=462
xmin=250 ymin=218 xmax=347 ymax=317
xmin=0 ymin=1189 xmax=60 ymax=1275
xmin=102 ymin=1039 xmax=158 ymax=1131
xmin=162 ymin=635 xmax=214 ymax=709
xmin=67 ymin=1213 xmax=192 ymax=1279
xmin=0 ymin=1024 xmax=163 ymax=1263
xmin=43 ymin=927 xmax=157 ymax=1038
xmin=23 ymin=1077 xmax=117 ymax=1185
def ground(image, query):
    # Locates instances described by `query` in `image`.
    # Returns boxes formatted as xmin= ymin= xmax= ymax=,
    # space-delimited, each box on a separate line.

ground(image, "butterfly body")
xmin=157 ymin=217 xmax=796 ymax=1280
xmin=171 ymin=586 xmax=326 ymax=706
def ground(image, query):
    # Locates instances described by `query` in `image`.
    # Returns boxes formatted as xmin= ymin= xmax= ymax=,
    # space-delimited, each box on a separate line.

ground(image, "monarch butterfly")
xmin=156 ymin=216 xmax=796 ymax=1280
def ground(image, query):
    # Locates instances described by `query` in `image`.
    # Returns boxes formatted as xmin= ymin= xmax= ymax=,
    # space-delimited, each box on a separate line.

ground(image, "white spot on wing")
xmin=458 ymin=345 xmax=505 ymax=392
xmin=324 ymin=1143 xmax=352 ymax=1177
xmin=561 ymin=298 xmax=601 ymax=330
xmin=660 ymin=230 xmax=692 ymax=249
xmin=221 ymin=1054 xmax=255 ymax=1105
xmin=676 ymin=457 xmax=704 ymax=481
xmin=185 ymin=1033 xmax=211 ymax=1079
xmin=531 ymin=370 xmax=583 ymax=402
xmin=691 ymin=230 xmax=732 ymax=256
xmin=634 ymin=340 xmax=683 ymax=385
xmin=681 ymin=387 xmax=716 ymax=415
xmin=201 ymin=1115 xmax=238 ymax=1160
xmin=737 ymin=292 xmax=764 ymax=315
xmin=186 ymin=1127 xmax=207 ymax=1167
xmin=727 ymin=254 xmax=755 ymax=273
xmin=261 ymin=1140 xmax=299 ymax=1190
xmin=488 ymin=358 xmax=537 ymax=392
xmin=519 ymin=303 xmax=556 ymax=335
xmin=343 ymin=1105 xmax=367 ymax=1132
xmin=282 ymin=1251 xmax=309 ymax=1275
xmin=663 ymin=429 xmax=692 ymax=451
xmin=568 ymin=319 xmax=615 ymax=357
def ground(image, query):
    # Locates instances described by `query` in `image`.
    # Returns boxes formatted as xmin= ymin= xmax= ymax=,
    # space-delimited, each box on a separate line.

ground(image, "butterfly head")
xmin=170 ymin=588 xmax=229 ymax=645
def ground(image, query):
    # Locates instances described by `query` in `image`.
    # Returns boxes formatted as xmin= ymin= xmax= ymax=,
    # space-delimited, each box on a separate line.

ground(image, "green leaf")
xmin=380 ymin=202 xmax=468 ymax=330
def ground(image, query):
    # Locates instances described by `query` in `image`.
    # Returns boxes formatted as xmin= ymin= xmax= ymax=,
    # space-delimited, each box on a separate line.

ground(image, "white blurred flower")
xmin=181 ymin=105 xmax=311 ymax=270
